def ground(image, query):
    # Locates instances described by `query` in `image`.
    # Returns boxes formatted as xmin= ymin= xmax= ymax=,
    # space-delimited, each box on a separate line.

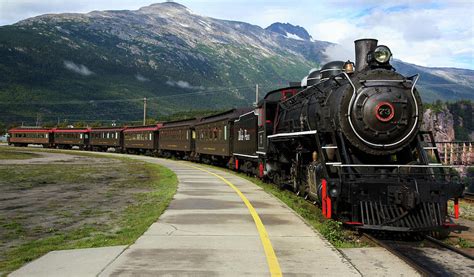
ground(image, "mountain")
xmin=0 ymin=2 xmax=330 ymax=124
xmin=392 ymin=60 xmax=474 ymax=103
xmin=265 ymin=22 xmax=312 ymax=41
xmin=0 ymin=2 xmax=472 ymax=125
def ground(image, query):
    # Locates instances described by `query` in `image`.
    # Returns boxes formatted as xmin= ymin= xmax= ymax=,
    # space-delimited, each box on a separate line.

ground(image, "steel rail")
xmin=363 ymin=233 xmax=433 ymax=277
xmin=424 ymin=235 xmax=474 ymax=260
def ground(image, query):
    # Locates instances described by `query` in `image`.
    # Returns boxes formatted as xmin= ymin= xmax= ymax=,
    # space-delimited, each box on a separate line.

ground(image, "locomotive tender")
xmin=8 ymin=39 xmax=464 ymax=234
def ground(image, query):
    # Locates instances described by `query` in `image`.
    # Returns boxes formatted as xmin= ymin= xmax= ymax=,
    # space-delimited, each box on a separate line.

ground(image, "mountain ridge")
xmin=0 ymin=2 xmax=472 ymax=125
xmin=265 ymin=22 xmax=313 ymax=41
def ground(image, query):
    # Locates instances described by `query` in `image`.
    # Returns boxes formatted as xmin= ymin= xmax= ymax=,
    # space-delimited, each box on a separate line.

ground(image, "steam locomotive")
xmin=239 ymin=38 xmax=464 ymax=233
xmin=8 ymin=39 xmax=464 ymax=234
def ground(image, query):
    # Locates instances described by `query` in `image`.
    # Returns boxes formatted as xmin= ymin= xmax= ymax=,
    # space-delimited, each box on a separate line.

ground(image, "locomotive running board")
xmin=328 ymin=164 xmax=454 ymax=168
xmin=267 ymin=130 xmax=317 ymax=139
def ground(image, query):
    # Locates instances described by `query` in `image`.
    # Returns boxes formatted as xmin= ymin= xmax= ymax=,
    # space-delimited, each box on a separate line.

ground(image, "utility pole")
xmin=143 ymin=97 xmax=147 ymax=125
xmin=35 ymin=113 xmax=42 ymax=127
xmin=254 ymin=84 xmax=259 ymax=107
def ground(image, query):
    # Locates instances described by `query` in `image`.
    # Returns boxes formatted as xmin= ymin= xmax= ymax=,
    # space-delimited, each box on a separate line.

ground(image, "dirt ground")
xmin=0 ymin=148 xmax=157 ymax=264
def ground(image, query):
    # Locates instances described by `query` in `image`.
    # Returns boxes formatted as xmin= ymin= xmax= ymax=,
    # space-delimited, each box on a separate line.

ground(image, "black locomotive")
xmin=245 ymin=38 xmax=464 ymax=232
xmin=8 ymin=38 xmax=464 ymax=234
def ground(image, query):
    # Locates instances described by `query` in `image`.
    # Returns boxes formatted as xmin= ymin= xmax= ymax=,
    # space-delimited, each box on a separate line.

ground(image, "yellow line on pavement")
xmin=184 ymin=163 xmax=282 ymax=277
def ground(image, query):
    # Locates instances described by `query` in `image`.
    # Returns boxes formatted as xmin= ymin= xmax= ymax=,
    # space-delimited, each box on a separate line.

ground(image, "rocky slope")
xmin=422 ymin=101 xmax=473 ymax=141
xmin=0 ymin=2 xmax=472 ymax=124
xmin=265 ymin=22 xmax=313 ymax=41
xmin=422 ymin=108 xmax=455 ymax=142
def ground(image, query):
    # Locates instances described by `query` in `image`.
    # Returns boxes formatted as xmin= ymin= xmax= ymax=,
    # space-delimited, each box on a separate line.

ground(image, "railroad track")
xmin=364 ymin=233 xmax=474 ymax=276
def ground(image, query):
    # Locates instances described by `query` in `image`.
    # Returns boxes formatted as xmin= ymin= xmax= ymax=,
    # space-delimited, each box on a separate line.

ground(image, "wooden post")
xmin=444 ymin=143 xmax=448 ymax=164
xmin=450 ymin=143 xmax=455 ymax=165
xmin=467 ymin=142 xmax=474 ymax=165
xmin=462 ymin=143 xmax=467 ymax=165
xmin=143 ymin=97 xmax=147 ymax=125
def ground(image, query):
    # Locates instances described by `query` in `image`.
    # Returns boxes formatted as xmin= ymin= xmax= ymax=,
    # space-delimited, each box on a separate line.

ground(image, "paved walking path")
xmin=11 ymin=156 xmax=359 ymax=276
xmin=100 ymin=157 xmax=360 ymax=276
xmin=9 ymin=152 xmax=418 ymax=276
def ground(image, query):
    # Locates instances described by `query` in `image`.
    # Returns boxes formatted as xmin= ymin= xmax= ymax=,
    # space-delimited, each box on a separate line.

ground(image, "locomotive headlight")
xmin=373 ymin=45 xmax=392 ymax=64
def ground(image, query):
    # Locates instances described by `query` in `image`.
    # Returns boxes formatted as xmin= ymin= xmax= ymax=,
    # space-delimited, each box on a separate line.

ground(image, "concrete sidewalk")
xmin=99 ymin=159 xmax=360 ymax=276
xmin=10 ymin=157 xmax=360 ymax=276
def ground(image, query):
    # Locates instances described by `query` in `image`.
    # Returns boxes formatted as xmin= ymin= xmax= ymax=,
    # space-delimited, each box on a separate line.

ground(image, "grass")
xmin=201 ymin=164 xmax=367 ymax=248
xmin=0 ymin=149 xmax=41 ymax=160
xmin=0 ymin=152 xmax=177 ymax=276
xmin=448 ymin=199 xmax=474 ymax=221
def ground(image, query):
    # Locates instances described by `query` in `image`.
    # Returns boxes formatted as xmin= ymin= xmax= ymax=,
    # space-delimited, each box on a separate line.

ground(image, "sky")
xmin=0 ymin=0 xmax=473 ymax=69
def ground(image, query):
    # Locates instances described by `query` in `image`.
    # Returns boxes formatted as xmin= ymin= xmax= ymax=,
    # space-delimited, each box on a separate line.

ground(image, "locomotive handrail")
xmin=359 ymin=79 xmax=414 ymax=83
xmin=329 ymin=164 xmax=454 ymax=168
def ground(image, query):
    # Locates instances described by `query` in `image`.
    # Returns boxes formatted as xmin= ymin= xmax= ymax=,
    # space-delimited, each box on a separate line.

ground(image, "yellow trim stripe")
xmin=184 ymin=163 xmax=282 ymax=277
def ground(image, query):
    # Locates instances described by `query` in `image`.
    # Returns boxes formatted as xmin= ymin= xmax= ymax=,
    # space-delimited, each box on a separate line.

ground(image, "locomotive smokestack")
xmin=354 ymin=39 xmax=378 ymax=71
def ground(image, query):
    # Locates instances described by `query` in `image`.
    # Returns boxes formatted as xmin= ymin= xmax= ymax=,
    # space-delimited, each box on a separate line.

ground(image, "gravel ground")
xmin=0 ymin=147 xmax=156 ymax=265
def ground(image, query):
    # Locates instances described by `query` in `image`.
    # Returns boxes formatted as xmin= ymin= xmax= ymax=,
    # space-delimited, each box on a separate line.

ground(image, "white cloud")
xmin=166 ymin=80 xmax=203 ymax=90
xmin=309 ymin=3 xmax=474 ymax=69
xmin=135 ymin=73 xmax=149 ymax=82
xmin=1 ymin=1 xmax=472 ymax=69
xmin=0 ymin=0 xmax=157 ymax=25
xmin=63 ymin=60 xmax=94 ymax=76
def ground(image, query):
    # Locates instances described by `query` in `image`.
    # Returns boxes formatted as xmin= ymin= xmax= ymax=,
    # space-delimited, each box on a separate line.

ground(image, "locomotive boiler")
xmin=260 ymin=39 xmax=464 ymax=233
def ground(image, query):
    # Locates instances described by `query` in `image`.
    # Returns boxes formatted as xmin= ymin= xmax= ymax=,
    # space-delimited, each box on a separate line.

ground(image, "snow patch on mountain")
xmin=285 ymin=32 xmax=304 ymax=41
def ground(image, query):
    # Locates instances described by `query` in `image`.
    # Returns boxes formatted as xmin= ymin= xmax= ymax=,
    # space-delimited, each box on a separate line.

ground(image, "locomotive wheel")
xmin=272 ymin=173 xmax=285 ymax=190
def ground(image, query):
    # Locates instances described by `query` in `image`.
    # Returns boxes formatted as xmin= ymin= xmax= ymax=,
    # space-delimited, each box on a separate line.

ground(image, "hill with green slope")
xmin=0 ymin=2 xmax=472 ymax=126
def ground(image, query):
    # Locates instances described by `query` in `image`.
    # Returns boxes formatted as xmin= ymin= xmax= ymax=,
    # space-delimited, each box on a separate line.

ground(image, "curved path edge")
xmin=10 ymin=151 xmax=361 ymax=276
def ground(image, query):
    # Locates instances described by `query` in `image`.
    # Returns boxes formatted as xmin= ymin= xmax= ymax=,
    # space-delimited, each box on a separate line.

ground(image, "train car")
xmin=89 ymin=127 xmax=124 ymax=152
xmin=232 ymin=110 xmax=259 ymax=174
xmin=232 ymin=87 xmax=302 ymax=176
xmin=53 ymin=128 xmax=91 ymax=149
xmin=7 ymin=127 xmax=53 ymax=148
xmin=123 ymin=124 xmax=162 ymax=154
xmin=159 ymin=118 xmax=198 ymax=159
xmin=195 ymin=108 xmax=251 ymax=164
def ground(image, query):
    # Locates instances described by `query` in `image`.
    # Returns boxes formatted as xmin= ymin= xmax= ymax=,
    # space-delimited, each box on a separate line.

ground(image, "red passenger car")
xmin=123 ymin=124 xmax=162 ymax=154
xmin=90 ymin=127 xmax=124 ymax=152
xmin=7 ymin=127 xmax=53 ymax=148
xmin=53 ymin=128 xmax=90 ymax=149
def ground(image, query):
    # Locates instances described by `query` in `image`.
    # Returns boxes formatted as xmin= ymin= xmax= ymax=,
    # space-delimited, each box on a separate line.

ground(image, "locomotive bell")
xmin=343 ymin=61 xmax=355 ymax=74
